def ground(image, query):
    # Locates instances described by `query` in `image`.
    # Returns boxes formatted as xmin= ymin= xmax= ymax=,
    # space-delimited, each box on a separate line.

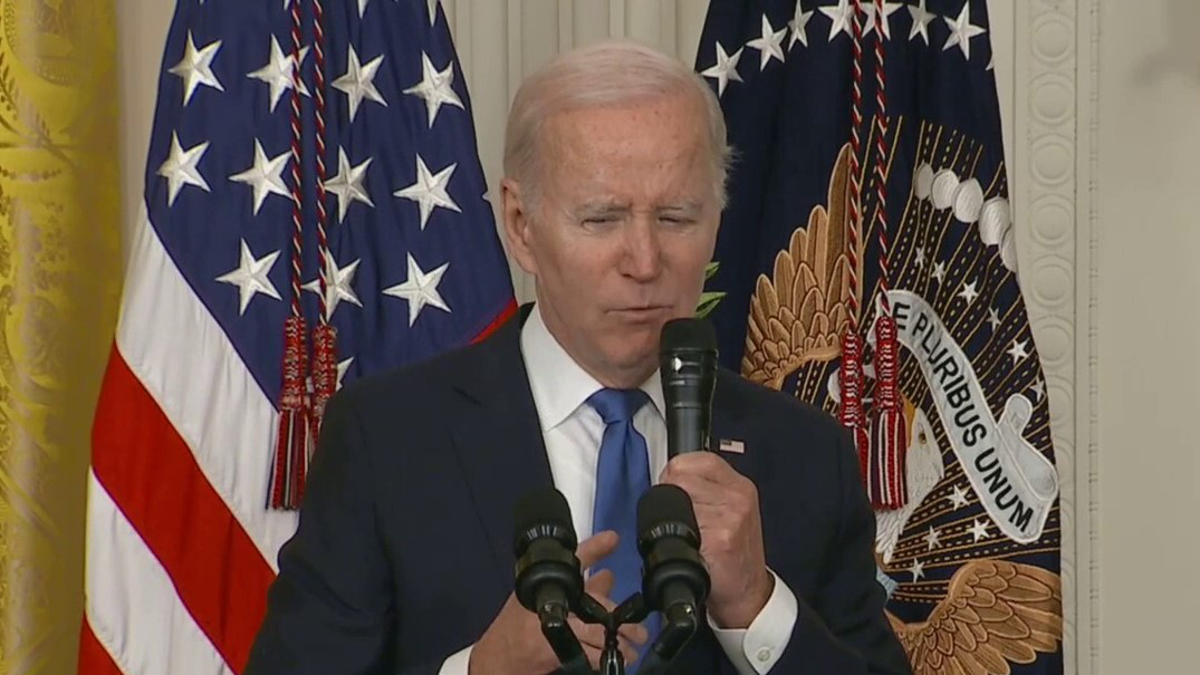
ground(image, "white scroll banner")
xmin=882 ymin=290 xmax=1060 ymax=543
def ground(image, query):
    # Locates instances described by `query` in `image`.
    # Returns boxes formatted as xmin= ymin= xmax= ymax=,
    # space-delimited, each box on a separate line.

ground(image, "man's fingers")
xmin=617 ymin=621 xmax=649 ymax=645
xmin=619 ymin=638 xmax=639 ymax=665
xmin=569 ymin=617 xmax=607 ymax=648
xmin=577 ymin=531 xmax=619 ymax=568
xmin=584 ymin=569 xmax=615 ymax=598
xmin=661 ymin=452 xmax=739 ymax=485
xmin=662 ymin=471 xmax=728 ymax=507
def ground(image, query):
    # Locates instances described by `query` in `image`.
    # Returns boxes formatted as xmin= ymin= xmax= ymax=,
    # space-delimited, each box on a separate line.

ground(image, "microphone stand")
xmin=537 ymin=600 xmax=591 ymax=675
xmin=547 ymin=591 xmax=699 ymax=675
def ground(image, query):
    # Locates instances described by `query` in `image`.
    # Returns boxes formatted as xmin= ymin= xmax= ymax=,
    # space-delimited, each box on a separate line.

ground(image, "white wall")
xmin=114 ymin=1 xmax=1200 ymax=672
xmin=1095 ymin=0 xmax=1200 ymax=671
xmin=116 ymin=0 xmax=172 ymax=255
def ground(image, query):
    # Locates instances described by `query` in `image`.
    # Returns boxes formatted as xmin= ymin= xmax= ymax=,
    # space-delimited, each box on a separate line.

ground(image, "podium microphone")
xmin=512 ymin=487 xmax=590 ymax=673
xmin=637 ymin=484 xmax=711 ymax=668
xmin=659 ymin=318 xmax=717 ymax=457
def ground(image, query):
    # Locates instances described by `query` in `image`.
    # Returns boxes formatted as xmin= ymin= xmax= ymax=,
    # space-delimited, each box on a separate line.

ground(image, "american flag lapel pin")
xmin=717 ymin=438 xmax=745 ymax=454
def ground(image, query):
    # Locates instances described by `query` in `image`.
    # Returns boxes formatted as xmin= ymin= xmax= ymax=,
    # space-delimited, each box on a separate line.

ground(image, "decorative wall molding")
xmin=1007 ymin=1 xmax=1100 ymax=673
xmin=1079 ymin=1 xmax=1101 ymax=672
xmin=1010 ymin=0 xmax=1099 ymax=672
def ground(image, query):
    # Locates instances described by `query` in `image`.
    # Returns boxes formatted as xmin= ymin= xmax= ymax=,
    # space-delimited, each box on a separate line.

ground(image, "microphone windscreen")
xmin=636 ymin=484 xmax=699 ymax=539
xmin=660 ymin=318 xmax=717 ymax=354
xmin=513 ymin=487 xmax=577 ymax=552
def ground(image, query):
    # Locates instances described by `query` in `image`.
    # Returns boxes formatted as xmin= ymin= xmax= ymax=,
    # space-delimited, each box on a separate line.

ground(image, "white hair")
xmin=503 ymin=40 xmax=733 ymax=209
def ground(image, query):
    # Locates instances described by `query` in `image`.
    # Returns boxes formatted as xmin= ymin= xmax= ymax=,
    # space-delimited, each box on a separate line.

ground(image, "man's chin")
xmin=601 ymin=341 xmax=660 ymax=377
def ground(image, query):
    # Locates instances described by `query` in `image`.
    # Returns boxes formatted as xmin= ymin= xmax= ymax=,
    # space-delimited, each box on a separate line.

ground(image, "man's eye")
xmin=660 ymin=216 xmax=695 ymax=226
xmin=582 ymin=216 xmax=618 ymax=225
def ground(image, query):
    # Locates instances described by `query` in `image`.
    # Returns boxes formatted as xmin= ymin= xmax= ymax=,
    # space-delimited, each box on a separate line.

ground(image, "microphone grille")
xmin=513 ymin=487 xmax=577 ymax=553
xmin=636 ymin=484 xmax=700 ymax=543
xmin=660 ymin=318 xmax=717 ymax=354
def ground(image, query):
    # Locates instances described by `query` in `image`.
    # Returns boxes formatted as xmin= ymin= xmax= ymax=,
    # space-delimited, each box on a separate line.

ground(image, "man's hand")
xmin=660 ymin=452 xmax=774 ymax=629
xmin=469 ymin=531 xmax=649 ymax=675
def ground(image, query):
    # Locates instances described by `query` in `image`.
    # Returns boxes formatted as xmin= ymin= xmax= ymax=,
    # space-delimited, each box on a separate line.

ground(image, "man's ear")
xmin=501 ymin=178 xmax=538 ymax=276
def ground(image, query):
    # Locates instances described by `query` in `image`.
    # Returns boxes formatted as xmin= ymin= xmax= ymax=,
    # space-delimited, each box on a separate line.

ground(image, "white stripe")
xmin=116 ymin=206 xmax=297 ymax=570
xmin=84 ymin=471 xmax=236 ymax=675
xmin=874 ymin=426 xmax=888 ymax=499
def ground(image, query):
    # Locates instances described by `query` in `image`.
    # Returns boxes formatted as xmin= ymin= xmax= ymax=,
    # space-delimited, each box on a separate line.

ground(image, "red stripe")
xmin=78 ymin=620 xmax=126 ymax=675
xmin=91 ymin=345 xmax=275 ymax=674
xmin=470 ymin=297 xmax=518 ymax=344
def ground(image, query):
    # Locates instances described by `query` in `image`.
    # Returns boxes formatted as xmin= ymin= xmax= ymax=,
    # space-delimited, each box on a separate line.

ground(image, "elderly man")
xmin=246 ymin=41 xmax=911 ymax=675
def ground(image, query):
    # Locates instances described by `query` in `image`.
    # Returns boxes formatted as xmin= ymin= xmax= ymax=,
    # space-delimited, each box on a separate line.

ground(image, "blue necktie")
xmin=588 ymin=388 xmax=660 ymax=669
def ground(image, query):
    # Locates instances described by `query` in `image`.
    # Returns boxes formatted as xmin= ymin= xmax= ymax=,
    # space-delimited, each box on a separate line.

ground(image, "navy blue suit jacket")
xmin=246 ymin=307 xmax=911 ymax=675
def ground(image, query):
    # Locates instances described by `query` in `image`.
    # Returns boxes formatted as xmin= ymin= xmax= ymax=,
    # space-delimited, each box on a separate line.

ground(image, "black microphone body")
xmin=637 ymin=484 xmax=711 ymax=667
xmin=513 ymin=489 xmax=583 ymax=615
xmin=659 ymin=318 xmax=718 ymax=457
xmin=516 ymin=538 xmax=579 ymax=623
xmin=512 ymin=488 xmax=590 ymax=673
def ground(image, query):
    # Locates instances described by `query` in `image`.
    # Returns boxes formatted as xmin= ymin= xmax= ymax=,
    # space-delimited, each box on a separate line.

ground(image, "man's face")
xmin=503 ymin=92 xmax=721 ymax=387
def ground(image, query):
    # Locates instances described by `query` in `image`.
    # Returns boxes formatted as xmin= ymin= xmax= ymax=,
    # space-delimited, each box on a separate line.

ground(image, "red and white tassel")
xmin=838 ymin=0 xmax=870 ymax=466
xmin=839 ymin=331 xmax=870 ymax=477
xmin=863 ymin=0 xmax=907 ymax=510
xmin=272 ymin=316 xmax=312 ymax=509
xmin=309 ymin=0 xmax=338 ymax=447
xmin=867 ymin=315 xmax=907 ymax=508
xmin=271 ymin=0 xmax=313 ymax=510
xmin=310 ymin=324 xmax=338 ymax=444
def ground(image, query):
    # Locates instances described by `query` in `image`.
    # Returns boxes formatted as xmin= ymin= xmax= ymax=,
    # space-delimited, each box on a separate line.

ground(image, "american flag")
xmin=697 ymin=1 xmax=1063 ymax=674
xmin=80 ymin=2 xmax=513 ymax=674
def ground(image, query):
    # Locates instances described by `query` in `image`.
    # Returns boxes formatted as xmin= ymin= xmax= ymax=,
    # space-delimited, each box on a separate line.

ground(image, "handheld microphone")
xmin=637 ymin=484 xmax=711 ymax=659
xmin=513 ymin=487 xmax=584 ymax=637
xmin=659 ymin=318 xmax=717 ymax=457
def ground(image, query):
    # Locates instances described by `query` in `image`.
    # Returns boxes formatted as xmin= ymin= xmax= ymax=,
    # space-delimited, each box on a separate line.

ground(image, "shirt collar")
xmin=520 ymin=304 xmax=665 ymax=431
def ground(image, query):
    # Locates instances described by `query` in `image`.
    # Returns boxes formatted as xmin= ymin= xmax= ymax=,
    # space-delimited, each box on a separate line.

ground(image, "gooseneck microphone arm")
xmin=537 ymin=589 xmax=590 ymax=675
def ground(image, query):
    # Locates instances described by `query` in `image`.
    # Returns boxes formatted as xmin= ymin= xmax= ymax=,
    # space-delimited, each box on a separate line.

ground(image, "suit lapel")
xmin=449 ymin=305 xmax=555 ymax=586
xmin=667 ymin=374 xmax=760 ymax=675
xmin=710 ymin=371 xmax=756 ymax=478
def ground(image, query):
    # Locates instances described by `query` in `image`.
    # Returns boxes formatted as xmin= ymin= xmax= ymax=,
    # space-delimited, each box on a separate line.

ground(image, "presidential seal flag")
xmin=80 ymin=1 xmax=513 ymax=674
xmin=696 ymin=1 xmax=1063 ymax=673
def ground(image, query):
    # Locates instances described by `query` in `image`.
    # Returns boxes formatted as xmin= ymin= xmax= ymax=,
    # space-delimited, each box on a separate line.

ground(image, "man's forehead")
xmin=574 ymin=197 xmax=706 ymax=212
xmin=543 ymin=111 xmax=709 ymax=172
xmin=544 ymin=95 xmax=706 ymax=144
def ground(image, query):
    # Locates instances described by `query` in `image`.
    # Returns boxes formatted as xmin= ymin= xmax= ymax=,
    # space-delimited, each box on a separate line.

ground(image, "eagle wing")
xmin=888 ymin=559 xmax=1063 ymax=675
xmin=742 ymin=143 xmax=862 ymax=389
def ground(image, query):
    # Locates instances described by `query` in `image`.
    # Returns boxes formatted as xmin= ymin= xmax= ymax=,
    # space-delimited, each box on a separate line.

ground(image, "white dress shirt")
xmin=439 ymin=305 xmax=797 ymax=675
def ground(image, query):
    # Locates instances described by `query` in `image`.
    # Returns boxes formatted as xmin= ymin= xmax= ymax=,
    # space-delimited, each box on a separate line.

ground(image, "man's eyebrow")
xmin=656 ymin=201 xmax=704 ymax=213
xmin=570 ymin=199 xmax=704 ymax=217
xmin=574 ymin=200 xmax=630 ymax=216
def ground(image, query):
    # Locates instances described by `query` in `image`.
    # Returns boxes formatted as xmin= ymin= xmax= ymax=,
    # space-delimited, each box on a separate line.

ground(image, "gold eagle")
xmin=888 ymin=560 xmax=1063 ymax=675
xmin=740 ymin=142 xmax=1065 ymax=674
xmin=742 ymin=143 xmax=861 ymax=389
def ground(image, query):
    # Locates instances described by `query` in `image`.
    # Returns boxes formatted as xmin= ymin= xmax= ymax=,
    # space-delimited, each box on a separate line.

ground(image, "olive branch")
xmin=696 ymin=261 xmax=726 ymax=318
xmin=0 ymin=51 xmax=73 ymax=166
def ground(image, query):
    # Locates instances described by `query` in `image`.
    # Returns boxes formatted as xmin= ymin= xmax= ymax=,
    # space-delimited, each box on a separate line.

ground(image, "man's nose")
xmin=618 ymin=218 xmax=663 ymax=282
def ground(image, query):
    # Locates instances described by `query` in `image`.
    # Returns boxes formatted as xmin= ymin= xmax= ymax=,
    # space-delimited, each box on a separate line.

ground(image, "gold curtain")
xmin=0 ymin=1 xmax=121 ymax=673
